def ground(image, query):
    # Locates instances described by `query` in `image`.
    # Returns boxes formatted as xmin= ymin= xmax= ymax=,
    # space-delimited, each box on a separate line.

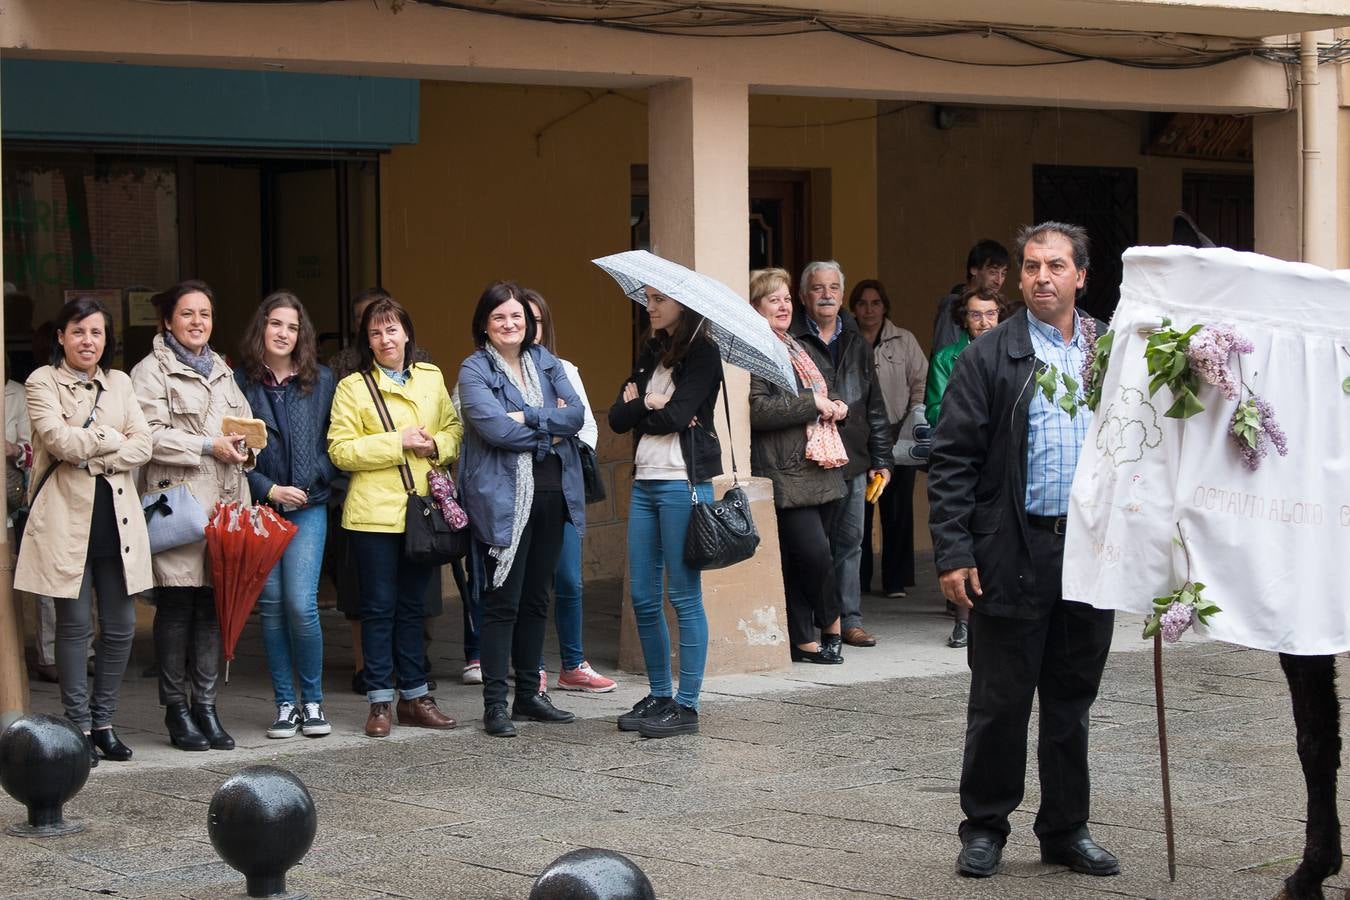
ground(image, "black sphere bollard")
xmin=530 ymin=848 xmax=657 ymax=900
xmin=207 ymin=765 xmax=317 ymax=899
xmin=0 ymin=713 xmax=91 ymax=837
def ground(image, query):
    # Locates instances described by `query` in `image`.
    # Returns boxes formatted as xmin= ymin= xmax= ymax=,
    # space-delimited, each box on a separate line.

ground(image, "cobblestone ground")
xmin=1 ymin=570 xmax=1345 ymax=899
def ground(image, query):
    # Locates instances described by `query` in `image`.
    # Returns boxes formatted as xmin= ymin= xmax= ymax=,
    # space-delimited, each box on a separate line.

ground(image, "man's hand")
xmin=868 ymin=466 xmax=891 ymax=488
xmin=939 ymin=566 xmax=982 ymax=609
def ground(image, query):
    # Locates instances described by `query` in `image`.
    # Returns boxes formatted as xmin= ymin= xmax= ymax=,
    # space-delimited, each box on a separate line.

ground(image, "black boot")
xmin=165 ymin=703 xmax=209 ymax=751
xmin=91 ymin=727 xmax=133 ymax=761
xmin=191 ymin=704 xmax=235 ymax=750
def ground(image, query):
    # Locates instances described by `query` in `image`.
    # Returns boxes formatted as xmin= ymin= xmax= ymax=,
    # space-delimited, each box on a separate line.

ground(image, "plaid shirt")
xmin=1024 ymin=309 xmax=1093 ymax=516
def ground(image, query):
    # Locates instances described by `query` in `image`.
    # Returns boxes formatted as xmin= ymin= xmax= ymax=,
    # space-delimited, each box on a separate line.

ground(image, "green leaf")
xmin=1143 ymin=618 xmax=1160 ymax=638
xmin=1058 ymin=394 xmax=1078 ymax=418
xmin=1164 ymin=387 xmax=1205 ymax=419
xmin=1060 ymin=371 xmax=1080 ymax=394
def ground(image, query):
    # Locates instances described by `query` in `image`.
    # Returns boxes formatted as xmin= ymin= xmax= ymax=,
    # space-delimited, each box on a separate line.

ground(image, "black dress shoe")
xmin=790 ymin=644 xmax=843 ymax=665
xmin=484 ymin=704 xmax=516 ymax=737
xmin=512 ymin=691 xmax=575 ymax=723
xmin=86 ymin=734 xmax=99 ymax=768
xmin=164 ymin=703 xmax=209 ymax=751
xmin=820 ymin=634 xmax=844 ymax=663
xmin=91 ymin=727 xmax=133 ymax=761
xmin=191 ymin=704 xmax=235 ymax=750
xmin=957 ymin=835 xmax=1003 ymax=877
xmin=1040 ymin=836 xmax=1120 ymax=875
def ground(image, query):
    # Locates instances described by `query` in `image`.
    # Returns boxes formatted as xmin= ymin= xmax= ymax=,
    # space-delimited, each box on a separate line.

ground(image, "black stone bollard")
xmin=0 ymin=713 xmax=91 ymax=837
xmin=207 ymin=765 xmax=317 ymax=899
xmin=530 ymin=848 xmax=657 ymax=900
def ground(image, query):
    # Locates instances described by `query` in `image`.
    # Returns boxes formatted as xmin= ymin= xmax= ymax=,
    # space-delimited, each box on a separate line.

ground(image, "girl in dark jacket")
xmin=235 ymin=291 xmax=338 ymax=740
xmin=608 ymin=287 xmax=723 ymax=738
xmin=748 ymin=269 xmax=848 ymax=664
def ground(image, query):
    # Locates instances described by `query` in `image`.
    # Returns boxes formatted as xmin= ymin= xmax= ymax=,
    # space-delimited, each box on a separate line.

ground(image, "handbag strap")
xmin=359 ymin=369 xmax=417 ymax=497
xmin=27 ymin=382 xmax=105 ymax=509
xmin=686 ymin=367 xmax=739 ymax=502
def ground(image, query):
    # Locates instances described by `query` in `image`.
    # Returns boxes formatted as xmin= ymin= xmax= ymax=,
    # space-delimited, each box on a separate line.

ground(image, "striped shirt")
xmin=1024 ymin=309 xmax=1093 ymax=516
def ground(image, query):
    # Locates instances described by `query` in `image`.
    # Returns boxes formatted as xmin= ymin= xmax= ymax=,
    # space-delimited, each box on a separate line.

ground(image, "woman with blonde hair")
xmin=748 ymin=268 xmax=848 ymax=664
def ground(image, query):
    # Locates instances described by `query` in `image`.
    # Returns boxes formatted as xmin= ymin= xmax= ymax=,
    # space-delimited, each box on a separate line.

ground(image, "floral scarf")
xmin=781 ymin=333 xmax=848 ymax=469
xmin=164 ymin=331 xmax=215 ymax=380
xmin=485 ymin=343 xmax=544 ymax=588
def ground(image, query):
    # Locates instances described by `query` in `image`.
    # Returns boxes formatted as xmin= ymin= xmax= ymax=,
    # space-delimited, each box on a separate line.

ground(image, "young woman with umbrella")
xmin=130 ymin=280 xmax=254 ymax=751
xmin=607 ymin=286 xmax=724 ymax=738
xmin=235 ymin=291 xmax=338 ymax=739
xmin=16 ymin=296 xmax=154 ymax=766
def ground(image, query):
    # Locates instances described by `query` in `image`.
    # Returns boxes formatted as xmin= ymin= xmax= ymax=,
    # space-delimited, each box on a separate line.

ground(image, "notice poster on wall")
xmin=64 ymin=289 xmax=125 ymax=369
xmin=127 ymin=289 xmax=159 ymax=329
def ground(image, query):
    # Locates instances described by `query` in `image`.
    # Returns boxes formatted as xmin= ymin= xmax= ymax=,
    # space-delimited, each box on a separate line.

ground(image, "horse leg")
xmin=1279 ymin=653 xmax=1341 ymax=900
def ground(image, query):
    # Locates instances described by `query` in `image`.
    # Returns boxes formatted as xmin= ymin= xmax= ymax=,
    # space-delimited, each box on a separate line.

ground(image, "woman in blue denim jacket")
xmin=235 ymin=291 xmax=338 ymax=740
xmin=457 ymin=281 xmax=585 ymax=738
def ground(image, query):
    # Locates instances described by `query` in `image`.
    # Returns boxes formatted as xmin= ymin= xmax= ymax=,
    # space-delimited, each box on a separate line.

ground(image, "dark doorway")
xmin=1182 ymin=172 xmax=1254 ymax=251
xmin=1032 ymin=164 xmax=1138 ymax=322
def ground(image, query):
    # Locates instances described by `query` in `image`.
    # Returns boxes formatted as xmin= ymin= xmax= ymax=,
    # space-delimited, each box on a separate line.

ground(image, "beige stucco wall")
xmin=380 ymin=82 xmax=880 ymax=580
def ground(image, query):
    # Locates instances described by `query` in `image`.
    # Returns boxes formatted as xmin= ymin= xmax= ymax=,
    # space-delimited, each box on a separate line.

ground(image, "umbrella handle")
xmin=224 ymin=659 xmax=230 ymax=685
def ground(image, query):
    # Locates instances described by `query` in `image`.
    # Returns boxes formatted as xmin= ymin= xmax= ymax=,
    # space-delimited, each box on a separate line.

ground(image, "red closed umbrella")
xmin=205 ymin=501 xmax=297 ymax=681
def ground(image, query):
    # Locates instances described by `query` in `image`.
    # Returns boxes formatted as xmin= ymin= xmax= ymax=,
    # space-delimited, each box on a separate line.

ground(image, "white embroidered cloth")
xmin=1063 ymin=246 xmax=1350 ymax=655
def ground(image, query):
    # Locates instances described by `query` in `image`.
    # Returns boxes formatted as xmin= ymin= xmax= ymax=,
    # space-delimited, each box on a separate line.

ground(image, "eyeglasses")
xmin=966 ymin=310 xmax=1000 ymax=321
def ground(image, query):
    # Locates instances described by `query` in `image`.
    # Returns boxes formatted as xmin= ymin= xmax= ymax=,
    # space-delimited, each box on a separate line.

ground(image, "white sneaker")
xmin=300 ymin=702 xmax=331 ymax=737
xmin=461 ymin=661 xmax=483 ymax=685
xmin=266 ymin=702 xmax=300 ymax=739
xmin=557 ymin=661 xmax=618 ymax=693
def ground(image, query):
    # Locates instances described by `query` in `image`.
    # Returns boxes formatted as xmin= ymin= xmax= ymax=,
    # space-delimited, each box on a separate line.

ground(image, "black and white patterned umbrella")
xmin=592 ymin=250 xmax=797 ymax=393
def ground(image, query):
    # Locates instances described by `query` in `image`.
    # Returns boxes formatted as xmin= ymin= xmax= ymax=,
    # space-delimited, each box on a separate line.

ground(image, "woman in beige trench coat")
xmin=130 ymin=280 xmax=253 ymax=752
xmin=15 ymin=297 xmax=154 ymax=767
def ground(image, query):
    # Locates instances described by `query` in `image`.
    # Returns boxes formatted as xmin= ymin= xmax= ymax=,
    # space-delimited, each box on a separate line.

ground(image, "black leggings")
xmin=478 ymin=491 xmax=566 ymax=709
xmin=777 ymin=503 xmax=840 ymax=646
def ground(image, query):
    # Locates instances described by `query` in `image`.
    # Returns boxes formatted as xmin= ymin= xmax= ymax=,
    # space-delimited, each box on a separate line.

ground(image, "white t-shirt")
xmin=634 ymin=363 xmax=686 ymax=481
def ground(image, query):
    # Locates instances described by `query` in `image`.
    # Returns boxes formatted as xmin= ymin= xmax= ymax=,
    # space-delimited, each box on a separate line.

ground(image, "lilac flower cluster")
xmin=1078 ymin=316 xmax=1098 ymax=386
xmin=1159 ymin=601 xmax=1194 ymax=643
xmin=1231 ymin=395 xmax=1290 ymax=471
xmin=1185 ymin=324 xmax=1254 ymax=400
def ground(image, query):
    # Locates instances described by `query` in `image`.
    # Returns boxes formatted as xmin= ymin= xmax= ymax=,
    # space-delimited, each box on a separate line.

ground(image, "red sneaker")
xmin=556 ymin=661 xmax=617 ymax=693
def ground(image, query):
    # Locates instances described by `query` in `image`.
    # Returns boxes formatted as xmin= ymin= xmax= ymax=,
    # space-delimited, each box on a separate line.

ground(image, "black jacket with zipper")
xmin=788 ymin=308 xmax=892 ymax=480
xmin=608 ymin=336 xmax=725 ymax=483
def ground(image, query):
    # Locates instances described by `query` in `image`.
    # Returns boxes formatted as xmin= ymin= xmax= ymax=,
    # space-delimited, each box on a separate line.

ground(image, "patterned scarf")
xmin=164 ymin=331 xmax=215 ymax=380
xmin=781 ymin=333 xmax=848 ymax=469
xmin=485 ymin=343 xmax=544 ymax=588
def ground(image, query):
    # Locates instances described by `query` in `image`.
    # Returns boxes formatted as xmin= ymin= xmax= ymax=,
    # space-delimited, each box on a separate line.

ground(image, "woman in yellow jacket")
xmin=328 ymin=294 xmax=463 ymax=738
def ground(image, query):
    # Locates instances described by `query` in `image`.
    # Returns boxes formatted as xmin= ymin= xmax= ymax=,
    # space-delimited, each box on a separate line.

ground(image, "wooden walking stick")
xmin=1153 ymin=632 xmax=1177 ymax=881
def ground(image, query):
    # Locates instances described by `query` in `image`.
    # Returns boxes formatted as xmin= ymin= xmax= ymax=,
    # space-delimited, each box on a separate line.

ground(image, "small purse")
xmin=142 ymin=482 xmax=209 ymax=554
xmin=360 ymin=370 xmax=467 ymax=565
xmin=576 ymin=439 xmax=606 ymax=504
xmin=683 ymin=370 xmax=760 ymax=571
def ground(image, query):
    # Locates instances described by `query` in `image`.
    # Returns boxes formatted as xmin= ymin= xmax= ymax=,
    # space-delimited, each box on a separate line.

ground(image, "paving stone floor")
xmin=2 ymin=556 xmax=1346 ymax=899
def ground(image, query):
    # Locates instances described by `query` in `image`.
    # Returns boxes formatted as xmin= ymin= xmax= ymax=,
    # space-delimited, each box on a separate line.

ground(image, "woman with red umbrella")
xmin=131 ymin=280 xmax=254 ymax=752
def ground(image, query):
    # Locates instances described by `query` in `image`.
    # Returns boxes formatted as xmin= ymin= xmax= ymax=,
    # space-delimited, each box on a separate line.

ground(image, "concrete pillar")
xmin=617 ymin=77 xmax=789 ymax=678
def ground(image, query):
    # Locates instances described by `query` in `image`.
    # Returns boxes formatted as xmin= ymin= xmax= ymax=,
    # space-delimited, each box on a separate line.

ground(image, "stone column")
xmin=617 ymin=77 xmax=789 ymax=678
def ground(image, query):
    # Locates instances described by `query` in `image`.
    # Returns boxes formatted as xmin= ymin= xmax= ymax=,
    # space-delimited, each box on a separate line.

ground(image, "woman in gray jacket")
xmin=748 ymin=269 xmax=849 ymax=664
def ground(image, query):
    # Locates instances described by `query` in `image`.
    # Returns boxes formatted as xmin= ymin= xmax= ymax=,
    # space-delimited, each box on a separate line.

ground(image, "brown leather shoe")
xmin=396 ymin=696 xmax=456 ymax=729
xmin=365 ymin=702 xmax=392 ymax=738
xmin=842 ymin=626 xmax=877 ymax=647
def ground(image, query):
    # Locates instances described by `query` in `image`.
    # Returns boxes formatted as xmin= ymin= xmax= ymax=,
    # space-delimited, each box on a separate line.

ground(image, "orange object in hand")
xmin=865 ymin=472 xmax=886 ymax=504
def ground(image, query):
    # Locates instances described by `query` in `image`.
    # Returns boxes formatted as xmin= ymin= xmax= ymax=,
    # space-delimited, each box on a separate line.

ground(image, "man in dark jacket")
xmin=791 ymin=260 xmax=892 ymax=647
xmin=928 ymin=223 xmax=1117 ymax=879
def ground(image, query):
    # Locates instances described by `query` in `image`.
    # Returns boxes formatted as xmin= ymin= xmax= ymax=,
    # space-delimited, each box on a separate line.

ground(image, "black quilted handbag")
xmin=683 ymin=371 xmax=760 ymax=571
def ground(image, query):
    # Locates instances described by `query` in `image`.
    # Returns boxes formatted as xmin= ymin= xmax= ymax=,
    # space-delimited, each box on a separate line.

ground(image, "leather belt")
xmin=1027 ymin=514 xmax=1068 ymax=536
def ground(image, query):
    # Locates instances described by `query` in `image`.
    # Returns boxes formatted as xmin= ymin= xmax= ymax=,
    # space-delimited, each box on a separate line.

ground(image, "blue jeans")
xmin=539 ymin=521 xmax=584 ymax=671
xmin=627 ymin=480 xmax=711 ymax=711
xmin=259 ymin=504 xmax=327 ymax=706
xmin=349 ymin=529 xmax=434 ymax=704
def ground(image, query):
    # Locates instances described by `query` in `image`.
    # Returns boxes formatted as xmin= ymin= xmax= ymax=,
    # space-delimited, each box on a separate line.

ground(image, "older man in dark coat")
xmin=928 ymin=222 xmax=1118 ymax=879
